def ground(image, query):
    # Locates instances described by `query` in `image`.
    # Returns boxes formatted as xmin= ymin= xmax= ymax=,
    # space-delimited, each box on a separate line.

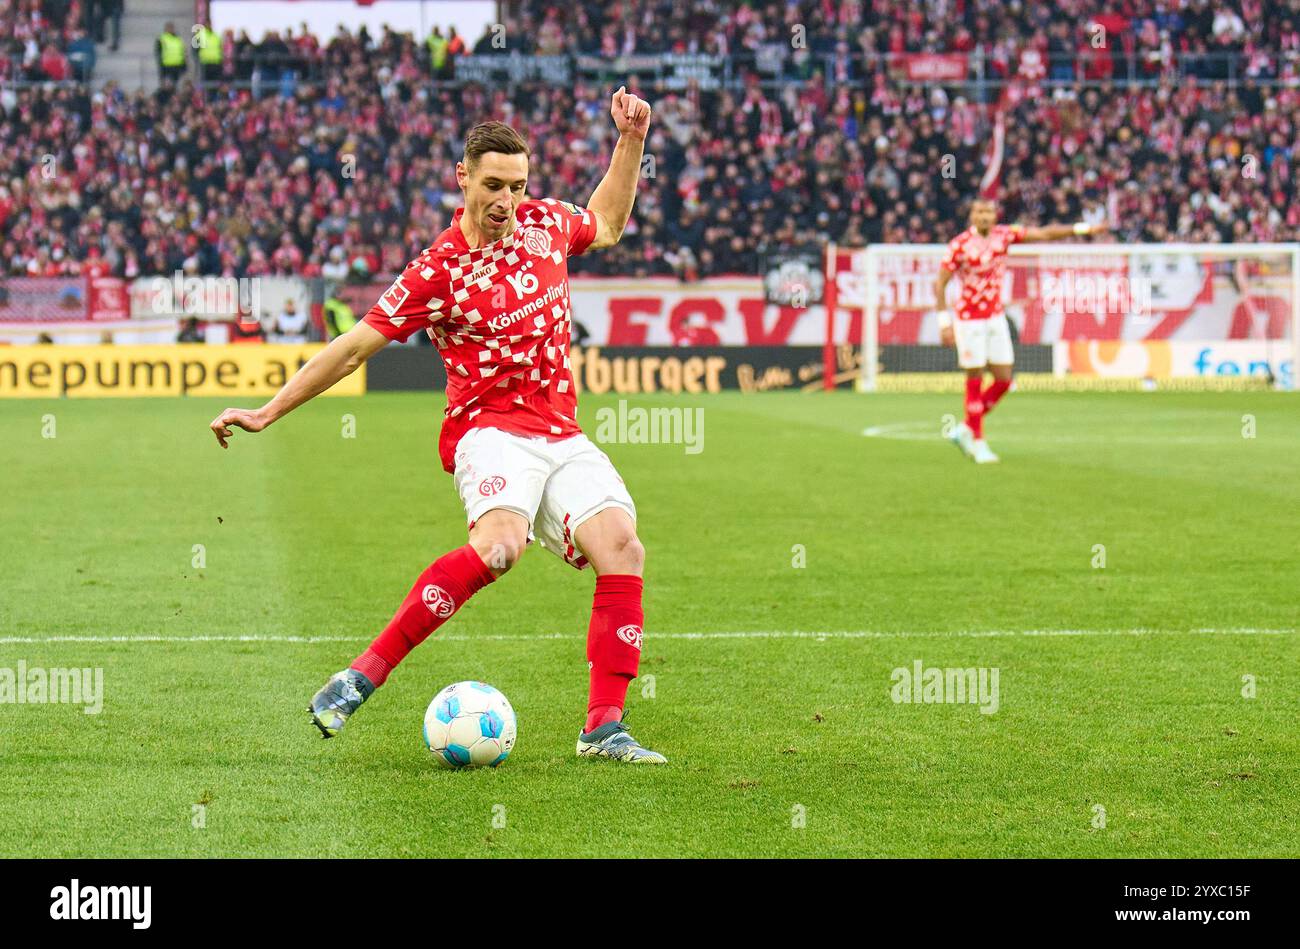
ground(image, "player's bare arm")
xmin=586 ymin=86 xmax=651 ymax=251
xmin=1020 ymin=221 xmax=1110 ymax=242
xmin=934 ymin=266 xmax=956 ymax=346
xmin=208 ymin=321 xmax=390 ymax=447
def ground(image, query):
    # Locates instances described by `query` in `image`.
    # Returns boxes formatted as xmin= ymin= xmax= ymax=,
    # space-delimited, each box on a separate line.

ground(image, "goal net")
xmin=825 ymin=243 xmax=1300 ymax=392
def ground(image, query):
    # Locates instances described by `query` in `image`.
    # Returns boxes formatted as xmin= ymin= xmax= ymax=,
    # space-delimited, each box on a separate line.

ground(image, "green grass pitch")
xmin=1 ymin=389 xmax=1297 ymax=857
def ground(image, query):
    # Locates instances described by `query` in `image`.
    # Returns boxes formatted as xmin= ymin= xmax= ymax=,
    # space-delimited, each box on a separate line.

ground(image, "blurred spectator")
xmin=194 ymin=21 xmax=222 ymax=83
xmin=427 ymin=26 xmax=449 ymax=78
xmin=157 ymin=22 xmax=186 ymax=84
xmin=322 ymin=294 xmax=356 ymax=338
xmin=472 ymin=23 xmax=499 ymax=55
xmin=268 ymin=297 xmax=310 ymax=343
xmin=178 ymin=317 xmax=205 ymax=342
xmin=446 ymin=26 xmax=465 ymax=66
xmin=100 ymin=0 xmax=122 ymax=52
xmin=230 ymin=311 xmax=265 ymax=343
xmin=66 ymin=28 xmax=94 ymax=81
xmin=39 ymin=40 xmax=70 ymax=80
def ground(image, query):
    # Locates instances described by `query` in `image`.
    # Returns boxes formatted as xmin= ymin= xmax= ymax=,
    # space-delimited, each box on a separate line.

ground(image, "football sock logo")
xmin=421 ymin=584 xmax=456 ymax=618
xmin=615 ymin=624 xmax=643 ymax=650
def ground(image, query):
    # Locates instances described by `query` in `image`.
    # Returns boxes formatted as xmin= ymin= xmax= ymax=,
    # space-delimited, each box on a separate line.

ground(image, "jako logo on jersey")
xmin=478 ymin=475 xmax=506 ymax=496
xmin=467 ymin=262 xmax=499 ymax=285
xmin=421 ymin=584 xmax=456 ymax=618
xmin=615 ymin=624 xmax=643 ymax=650
xmin=521 ymin=228 xmax=552 ymax=258
xmin=378 ymin=277 xmax=410 ymax=317
xmin=505 ymin=270 xmax=539 ymax=300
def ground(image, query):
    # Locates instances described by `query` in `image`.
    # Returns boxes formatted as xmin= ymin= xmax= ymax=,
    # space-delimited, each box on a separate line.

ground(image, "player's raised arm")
xmin=586 ymin=86 xmax=652 ymax=251
xmin=1020 ymin=221 xmax=1110 ymax=243
xmin=209 ymin=321 xmax=390 ymax=447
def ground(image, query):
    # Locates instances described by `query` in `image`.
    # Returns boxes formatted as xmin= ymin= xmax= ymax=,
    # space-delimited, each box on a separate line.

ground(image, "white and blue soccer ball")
xmin=423 ymin=681 xmax=517 ymax=769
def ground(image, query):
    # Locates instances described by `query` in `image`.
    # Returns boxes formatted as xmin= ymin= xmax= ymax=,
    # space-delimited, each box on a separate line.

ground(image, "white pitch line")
xmin=861 ymin=422 xmax=1242 ymax=445
xmin=0 ymin=628 xmax=1291 ymax=645
xmin=862 ymin=422 xmax=938 ymax=440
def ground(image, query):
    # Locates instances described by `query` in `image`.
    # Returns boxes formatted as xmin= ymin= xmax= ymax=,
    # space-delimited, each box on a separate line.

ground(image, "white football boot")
xmin=948 ymin=422 xmax=976 ymax=458
xmin=971 ymin=439 xmax=1000 ymax=464
xmin=576 ymin=720 xmax=667 ymax=764
xmin=308 ymin=669 xmax=375 ymax=738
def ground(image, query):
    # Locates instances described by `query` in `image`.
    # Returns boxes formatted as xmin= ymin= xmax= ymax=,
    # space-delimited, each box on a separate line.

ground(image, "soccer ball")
xmin=423 ymin=681 xmax=517 ymax=769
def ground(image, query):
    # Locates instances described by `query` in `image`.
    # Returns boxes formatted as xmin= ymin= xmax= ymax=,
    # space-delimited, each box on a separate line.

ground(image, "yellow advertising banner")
xmin=0 ymin=345 xmax=365 ymax=398
xmin=1064 ymin=340 xmax=1172 ymax=378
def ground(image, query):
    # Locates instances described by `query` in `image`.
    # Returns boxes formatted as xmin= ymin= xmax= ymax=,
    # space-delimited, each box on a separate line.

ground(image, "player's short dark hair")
xmin=462 ymin=122 xmax=531 ymax=171
xmin=965 ymin=197 xmax=998 ymax=218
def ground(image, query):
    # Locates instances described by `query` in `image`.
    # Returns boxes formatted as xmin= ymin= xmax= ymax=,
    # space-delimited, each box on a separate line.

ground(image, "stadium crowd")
xmin=177 ymin=1 xmax=1300 ymax=89
xmin=0 ymin=2 xmax=1297 ymax=282
xmin=1 ymin=0 xmax=97 ymax=82
xmin=494 ymin=0 xmax=1300 ymax=81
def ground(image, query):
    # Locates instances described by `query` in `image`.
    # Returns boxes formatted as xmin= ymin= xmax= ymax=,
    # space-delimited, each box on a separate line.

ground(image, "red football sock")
xmin=351 ymin=544 xmax=494 ymax=687
xmin=982 ymin=379 xmax=1011 ymax=416
xmin=584 ymin=574 xmax=644 ymax=732
xmin=586 ymin=704 xmax=623 ymax=732
xmin=964 ymin=375 xmax=985 ymax=440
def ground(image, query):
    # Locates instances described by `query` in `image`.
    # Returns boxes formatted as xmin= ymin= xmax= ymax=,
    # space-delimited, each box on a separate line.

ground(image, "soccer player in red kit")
xmin=935 ymin=199 xmax=1108 ymax=463
xmin=209 ymin=90 xmax=666 ymax=763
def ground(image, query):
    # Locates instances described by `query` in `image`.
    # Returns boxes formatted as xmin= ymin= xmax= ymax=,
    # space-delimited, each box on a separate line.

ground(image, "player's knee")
xmin=600 ymin=526 xmax=645 ymax=574
xmin=469 ymin=530 xmax=526 ymax=574
xmin=622 ymin=533 xmax=646 ymax=573
xmin=469 ymin=509 xmax=530 ymax=574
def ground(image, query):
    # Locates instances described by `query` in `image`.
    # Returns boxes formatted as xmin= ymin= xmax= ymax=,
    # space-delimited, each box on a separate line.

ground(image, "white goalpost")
xmin=824 ymin=242 xmax=1300 ymax=392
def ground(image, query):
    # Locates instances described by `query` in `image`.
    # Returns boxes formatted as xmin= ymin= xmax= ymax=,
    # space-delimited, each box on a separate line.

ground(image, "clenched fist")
xmin=611 ymin=86 xmax=651 ymax=141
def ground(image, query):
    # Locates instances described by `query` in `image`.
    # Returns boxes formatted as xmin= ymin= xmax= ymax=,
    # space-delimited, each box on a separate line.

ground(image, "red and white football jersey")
xmin=940 ymin=224 xmax=1024 ymax=320
xmin=363 ymin=198 xmax=598 ymax=472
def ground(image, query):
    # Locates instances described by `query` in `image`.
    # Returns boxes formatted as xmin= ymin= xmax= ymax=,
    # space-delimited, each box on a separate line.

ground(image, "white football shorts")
xmin=953 ymin=316 xmax=1015 ymax=369
xmin=452 ymin=426 xmax=636 ymax=570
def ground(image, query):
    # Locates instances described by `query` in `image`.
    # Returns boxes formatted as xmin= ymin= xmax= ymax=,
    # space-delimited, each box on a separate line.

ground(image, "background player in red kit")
xmin=935 ymin=199 xmax=1108 ymax=464
xmin=209 ymin=90 xmax=666 ymax=763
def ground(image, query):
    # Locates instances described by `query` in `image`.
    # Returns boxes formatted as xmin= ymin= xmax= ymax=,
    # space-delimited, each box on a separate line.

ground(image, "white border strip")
xmin=864 ymin=241 xmax=1300 ymax=259
xmin=0 ymin=628 xmax=1291 ymax=645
